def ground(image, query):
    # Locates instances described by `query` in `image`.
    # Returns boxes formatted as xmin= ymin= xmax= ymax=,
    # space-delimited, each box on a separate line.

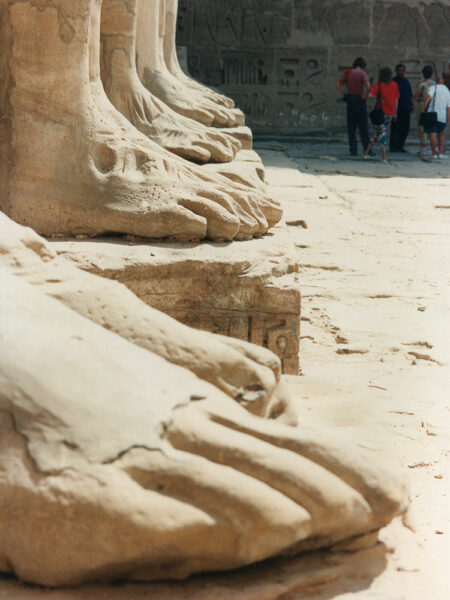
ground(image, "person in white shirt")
xmin=413 ymin=65 xmax=435 ymax=156
xmin=423 ymin=76 xmax=450 ymax=159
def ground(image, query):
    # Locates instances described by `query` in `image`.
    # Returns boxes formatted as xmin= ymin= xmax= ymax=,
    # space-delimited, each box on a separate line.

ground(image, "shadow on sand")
xmin=0 ymin=542 xmax=389 ymax=600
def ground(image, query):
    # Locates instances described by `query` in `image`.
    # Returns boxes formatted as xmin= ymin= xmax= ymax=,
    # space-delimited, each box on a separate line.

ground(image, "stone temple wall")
xmin=176 ymin=0 xmax=450 ymax=135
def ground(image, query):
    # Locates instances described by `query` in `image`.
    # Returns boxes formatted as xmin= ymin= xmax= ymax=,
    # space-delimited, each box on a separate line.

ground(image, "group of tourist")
xmin=335 ymin=58 xmax=450 ymax=162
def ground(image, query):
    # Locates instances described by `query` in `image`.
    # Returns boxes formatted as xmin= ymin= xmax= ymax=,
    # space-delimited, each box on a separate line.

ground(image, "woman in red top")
xmin=364 ymin=68 xmax=400 ymax=162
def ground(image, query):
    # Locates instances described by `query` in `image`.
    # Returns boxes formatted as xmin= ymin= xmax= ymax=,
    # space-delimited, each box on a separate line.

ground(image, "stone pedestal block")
xmin=51 ymin=223 xmax=301 ymax=374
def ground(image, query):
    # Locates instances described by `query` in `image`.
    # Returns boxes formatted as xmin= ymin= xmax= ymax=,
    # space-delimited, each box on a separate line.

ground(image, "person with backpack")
xmin=422 ymin=75 xmax=450 ymax=159
xmin=363 ymin=67 xmax=400 ymax=163
xmin=390 ymin=64 xmax=414 ymax=152
xmin=414 ymin=65 xmax=436 ymax=157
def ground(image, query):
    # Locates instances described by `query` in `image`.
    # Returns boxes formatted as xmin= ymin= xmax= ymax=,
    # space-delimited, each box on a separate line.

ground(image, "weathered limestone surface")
xmin=177 ymin=0 xmax=450 ymax=135
xmin=0 ymin=214 xmax=410 ymax=586
xmin=50 ymin=220 xmax=302 ymax=375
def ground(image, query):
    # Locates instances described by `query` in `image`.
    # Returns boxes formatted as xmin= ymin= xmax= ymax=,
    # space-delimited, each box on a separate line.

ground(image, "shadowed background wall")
xmin=176 ymin=0 xmax=450 ymax=135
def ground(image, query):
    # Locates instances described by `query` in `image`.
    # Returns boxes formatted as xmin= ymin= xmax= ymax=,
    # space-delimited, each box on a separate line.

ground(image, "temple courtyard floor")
xmin=1 ymin=141 xmax=449 ymax=599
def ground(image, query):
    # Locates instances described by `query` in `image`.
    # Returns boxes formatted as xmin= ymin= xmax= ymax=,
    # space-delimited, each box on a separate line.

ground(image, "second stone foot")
xmin=100 ymin=29 xmax=242 ymax=164
xmin=8 ymin=99 xmax=280 ymax=242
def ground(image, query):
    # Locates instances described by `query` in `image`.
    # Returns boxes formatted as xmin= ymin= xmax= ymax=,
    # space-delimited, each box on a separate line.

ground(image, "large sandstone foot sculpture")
xmin=0 ymin=213 xmax=293 ymax=422
xmin=136 ymin=0 xmax=239 ymax=128
xmin=100 ymin=0 xmax=241 ymax=164
xmin=162 ymin=0 xmax=246 ymax=125
xmin=0 ymin=261 xmax=409 ymax=587
xmin=0 ymin=0 xmax=280 ymax=241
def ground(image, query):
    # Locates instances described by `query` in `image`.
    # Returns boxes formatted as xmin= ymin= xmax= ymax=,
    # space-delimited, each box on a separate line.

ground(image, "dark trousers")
xmin=346 ymin=96 xmax=369 ymax=155
xmin=390 ymin=109 xmax=411 ymax=150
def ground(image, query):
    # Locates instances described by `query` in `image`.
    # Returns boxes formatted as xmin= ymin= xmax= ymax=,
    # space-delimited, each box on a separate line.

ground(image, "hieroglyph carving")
xmin=179 ymin=0 xmax=450 ymax=134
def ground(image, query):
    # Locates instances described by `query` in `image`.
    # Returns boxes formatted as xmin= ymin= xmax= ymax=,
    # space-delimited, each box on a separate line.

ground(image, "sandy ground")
xmin=260 ymin=139 xmax=450 ymax=598
xmin=1 ymin=141 xmax=449 ymax=599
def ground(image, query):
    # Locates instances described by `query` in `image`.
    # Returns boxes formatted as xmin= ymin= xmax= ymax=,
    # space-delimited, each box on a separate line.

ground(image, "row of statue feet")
xmin=0 ymin=0 xmax=274 ymax=242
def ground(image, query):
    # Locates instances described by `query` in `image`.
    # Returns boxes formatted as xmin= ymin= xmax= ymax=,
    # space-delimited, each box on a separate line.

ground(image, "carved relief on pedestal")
xmin=51 ymin=224 xmax=302 ymax=375
xmin=170 ymin=312 xmax=300 ymax=376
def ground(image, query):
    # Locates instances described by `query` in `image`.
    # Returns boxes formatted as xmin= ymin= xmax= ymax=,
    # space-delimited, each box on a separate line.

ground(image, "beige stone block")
xmin=51 ymin=223 xmax=301 ymax=374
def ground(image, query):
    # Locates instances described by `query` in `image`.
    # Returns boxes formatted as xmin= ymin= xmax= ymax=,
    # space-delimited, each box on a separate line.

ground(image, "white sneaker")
xmin=432 ymin=154 xmax=439 ymax=160
xmin=438 ymin=153 xmax=448 ymax=159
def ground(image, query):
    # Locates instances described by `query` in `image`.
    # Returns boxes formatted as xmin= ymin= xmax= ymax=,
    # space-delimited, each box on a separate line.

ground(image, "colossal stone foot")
xmin=0 ymin=0 xmax=278 ymax=241
xmin=141 ymin=66 xmax=238 ymax=128
xmin=166 ymin=397 xmax=410 ymax=554
xmin=0 ymin=213 xmax=294 ymax=422
xmin=90 ymin=75 xmax=280 ymax=239
xmin=176 ymin=158 xmax=282 ymax=237
xmin=135 ymin=0 xmax=239 ymax=128
xmin=100 ymin=0 xmax=241 ymax=164
xmin=0 ymin=269 xmax=409 ymax=587
xmin=162 ymin=0 xmax=237 ymax=111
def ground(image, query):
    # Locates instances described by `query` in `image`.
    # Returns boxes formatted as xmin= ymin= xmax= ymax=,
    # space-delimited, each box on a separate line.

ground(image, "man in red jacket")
xmin=336 ymin=57 xmax=371 ymax=156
